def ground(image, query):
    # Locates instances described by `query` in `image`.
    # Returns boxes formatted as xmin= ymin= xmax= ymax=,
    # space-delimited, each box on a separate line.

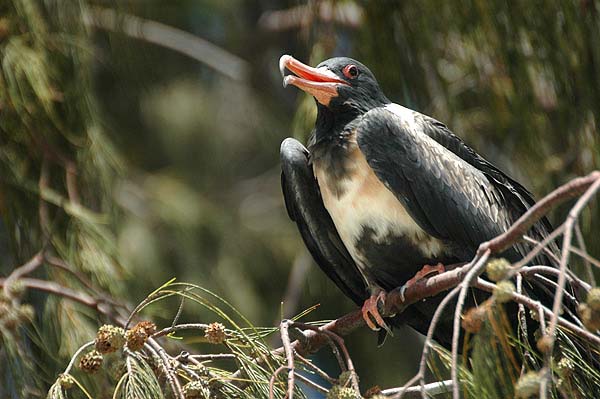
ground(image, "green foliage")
xmin=114 ymin=355 xmax=163 ymax=399
xmin=43 ymin=280 xmax=302 ymax=399
xmin=1 ymin=0 xmax=126 ymax=396
xmin=1 ymin=0 xmax=599 ymax=397
xmin=431 ymin=303 xmax=600 ymax=399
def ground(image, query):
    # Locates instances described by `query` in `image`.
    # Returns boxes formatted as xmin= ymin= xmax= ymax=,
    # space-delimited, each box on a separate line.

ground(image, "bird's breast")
xmin=312 ymin=133 xmax=447 ymax=281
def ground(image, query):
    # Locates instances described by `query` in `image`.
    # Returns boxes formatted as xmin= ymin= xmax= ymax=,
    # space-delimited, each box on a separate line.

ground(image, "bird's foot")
xmin=398 ymin=263 xmax=446 ymax=301
xmin=361 ymin=290 xmax=392 ymax=334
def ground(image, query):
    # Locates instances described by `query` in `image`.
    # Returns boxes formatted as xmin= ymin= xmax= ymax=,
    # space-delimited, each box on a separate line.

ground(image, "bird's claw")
xmin=398 ymin=284 xmax=408 ymax=302
xmin=362 ymin=291 xmax=392 ymax=335
xmin=395 ymin=263 xmax=446 ymax=304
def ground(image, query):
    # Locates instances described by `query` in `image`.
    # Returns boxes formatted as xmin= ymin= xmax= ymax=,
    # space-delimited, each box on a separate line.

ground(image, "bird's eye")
xmin=343 ymin=64 xmax=359 ymax=79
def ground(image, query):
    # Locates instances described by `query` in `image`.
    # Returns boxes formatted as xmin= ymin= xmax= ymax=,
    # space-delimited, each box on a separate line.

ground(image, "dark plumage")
xmin=279 ymin=55 xmax=566 ymax=347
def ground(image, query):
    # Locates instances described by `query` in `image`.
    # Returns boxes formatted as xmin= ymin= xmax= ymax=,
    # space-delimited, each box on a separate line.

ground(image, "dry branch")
xmin=480 ymin=171 xmax=600 ymax=255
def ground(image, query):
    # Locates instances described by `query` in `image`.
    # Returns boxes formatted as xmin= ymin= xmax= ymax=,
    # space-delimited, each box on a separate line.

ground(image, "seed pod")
xmin=493 ymin=281 xmax=515 ymax=304
xmin=126 ymin=321 xmax=157 ymax=351
xmin=557 ymin=357 xmax=574 ymax=378
xmin=79 ymin=350 xmax=103 ymax=374
xmin=58 ymin=373 xmax=75 ymax=389
xmin=486 ymin=258 xmax=511 ymax=282
xmin=586 ymin=288 xmax=600 ymax=311
xmin=204 ymin=322 xmax=226 ymax=344
xmin=579 ymin=303 xmax=600 ymax=331
xmin=183 ymin=380 xmax=209 ymax=399
xmin=95 ymin=324 xmax=126 ymax=354
xmin=326 ymin=386 xmax=359 ymax=399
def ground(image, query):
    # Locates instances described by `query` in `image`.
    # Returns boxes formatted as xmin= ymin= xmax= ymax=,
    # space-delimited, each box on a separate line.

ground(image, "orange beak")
xmin=279 ymin=55 xmax=349 ymax=106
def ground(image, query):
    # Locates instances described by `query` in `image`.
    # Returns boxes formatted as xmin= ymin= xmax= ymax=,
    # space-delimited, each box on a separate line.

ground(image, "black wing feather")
xmin=417 ymin=115 xmax=556 ymax=258
xmin=356 ymin=107 xmax=528 ymax=261
xmin=280 ymin=138 xmax=368 ymax=305
xmin=419 ymin=115 xmax=533 ymax=206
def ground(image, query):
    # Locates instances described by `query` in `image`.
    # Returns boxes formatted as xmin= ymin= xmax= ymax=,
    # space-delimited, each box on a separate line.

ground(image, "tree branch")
xmin=2 ymin=251 xmax=45 ymax=299
xmin=480 ymin=171 xmax=600 ymax=255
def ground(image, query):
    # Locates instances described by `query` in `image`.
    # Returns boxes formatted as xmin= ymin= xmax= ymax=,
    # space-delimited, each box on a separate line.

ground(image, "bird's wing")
xmin=412 ymin=111 xmax=578 ymax=310
xmin=280 ymin=138 xmax=368 ymax=305
xmin=356 ymin=105 xmax=547 ymax=261
xmin=415 ymin=113 xmax=555 ymax=254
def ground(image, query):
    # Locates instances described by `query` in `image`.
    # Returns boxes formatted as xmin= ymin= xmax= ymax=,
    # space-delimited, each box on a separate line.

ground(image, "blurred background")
xmin=1 ymin=0 xmax=599 ymax=397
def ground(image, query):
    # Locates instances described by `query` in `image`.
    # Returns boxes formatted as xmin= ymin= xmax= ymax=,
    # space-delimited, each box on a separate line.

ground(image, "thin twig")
xmin=189 ymin=353 xmax=236 ymax=361
xmin=1 ymin=277 xmax=93 ymax=307
xmin=153 ymin=323 xmax=210 ymax=338
xmin=480 ymin=171 xmax=600 ymax=255
xmin=571 ymin=246 xmax=600 ymax=270
xmin=46 ymin=255 xmax=96 ymax=292
xmin=147 ymin=338 xmax=185 ymax=399
xmin=451 ymin=250 xmax=490 ymax=399
xmin=574 ymin=223 xmax=596 ymax=286
xmin=550 ymin=179 xmax=600 ymax=335
xmin=383 ymin=380 xmax=453 ymax=397
xmin=509 ymin=224 xmax=565 ymax=273
xmin=280 ymin=320 xmax=296 ymax=399
xmin=522 ymin=235 xmax=561 ymax=265
xmin=291 ymin=321 xmax=360 ymax=394
xmin=295 ymin=353 xmax=338 ymax=384
xmin=63 ymin=341 xmax=96 ymax=374
xmin=418 ymin=287 xmax=462 ymax=399
xmin=2 ymin=251 xmax=45 ymax=299
xmin=269 ymin=365 xmax=288 ymax=399
xmin=515 ymin=274 xmax=532 ymax=372
xmin=474 ymin=279 xmax=600 ymax=346
xmin=294 ymin=372 xmax=329 ymax=394
xmin=520 ymin=265 xmax=591 ymax=292
xmin=45 ymin=255 xmax=131 ymax=313
xmin=0 ymin=277 xmax=123 ymax=325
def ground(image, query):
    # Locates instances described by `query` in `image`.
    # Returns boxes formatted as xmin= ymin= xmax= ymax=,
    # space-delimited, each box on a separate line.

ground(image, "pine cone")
xmin=493 ymin=281 xmax=515 ymax=303
xmin=58 ymin=373 xmax=75 ymax=389
xmin=327 ymin=386 xmax=359 ymax=399
xmin=204 ymin=322 xmax=226 ymax=344
xmin=586 ymin=288 xmax=600 ymax=311
xmin=579 ymin=303 xmax=600 ymax=331
xmin=486 ymin=258 xmax=511 ymax=282
xmin=126 ymin=321 xmax=157 ymax=351
xmin=95 ymin=324 xmax=126 ymax=354
xmin=183 ymin=380 xmax=210 ymax=399
xmin=79 ymin=350 xmax=103 ymax=373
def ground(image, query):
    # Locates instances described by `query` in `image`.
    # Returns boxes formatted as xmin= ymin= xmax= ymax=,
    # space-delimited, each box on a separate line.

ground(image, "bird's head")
xmin=280 ymin=55 xmax=389 ymax=115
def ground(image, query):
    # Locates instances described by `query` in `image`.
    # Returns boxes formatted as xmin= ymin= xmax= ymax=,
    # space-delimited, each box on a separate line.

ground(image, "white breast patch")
xmin=313 ymin=132 xmax=446 ymax=280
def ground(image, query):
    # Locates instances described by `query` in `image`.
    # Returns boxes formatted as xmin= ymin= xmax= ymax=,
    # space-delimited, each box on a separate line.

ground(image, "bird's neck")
xmin=313 ymin=104 xmax=360 ymax=145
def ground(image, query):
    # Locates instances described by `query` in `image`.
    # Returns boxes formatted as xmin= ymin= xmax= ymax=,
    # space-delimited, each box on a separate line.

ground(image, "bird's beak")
xmin=279 ymin=54 xmax=349 ymax=106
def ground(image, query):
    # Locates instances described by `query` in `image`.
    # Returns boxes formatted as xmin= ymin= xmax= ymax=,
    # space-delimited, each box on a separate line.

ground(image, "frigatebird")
xmin=279 ymin=55 xmax=563 ymax=347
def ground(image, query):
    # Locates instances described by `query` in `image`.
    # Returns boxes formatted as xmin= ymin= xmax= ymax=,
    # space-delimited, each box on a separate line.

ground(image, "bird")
xmin=278 ymin=54 xmax=573 ymax=348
